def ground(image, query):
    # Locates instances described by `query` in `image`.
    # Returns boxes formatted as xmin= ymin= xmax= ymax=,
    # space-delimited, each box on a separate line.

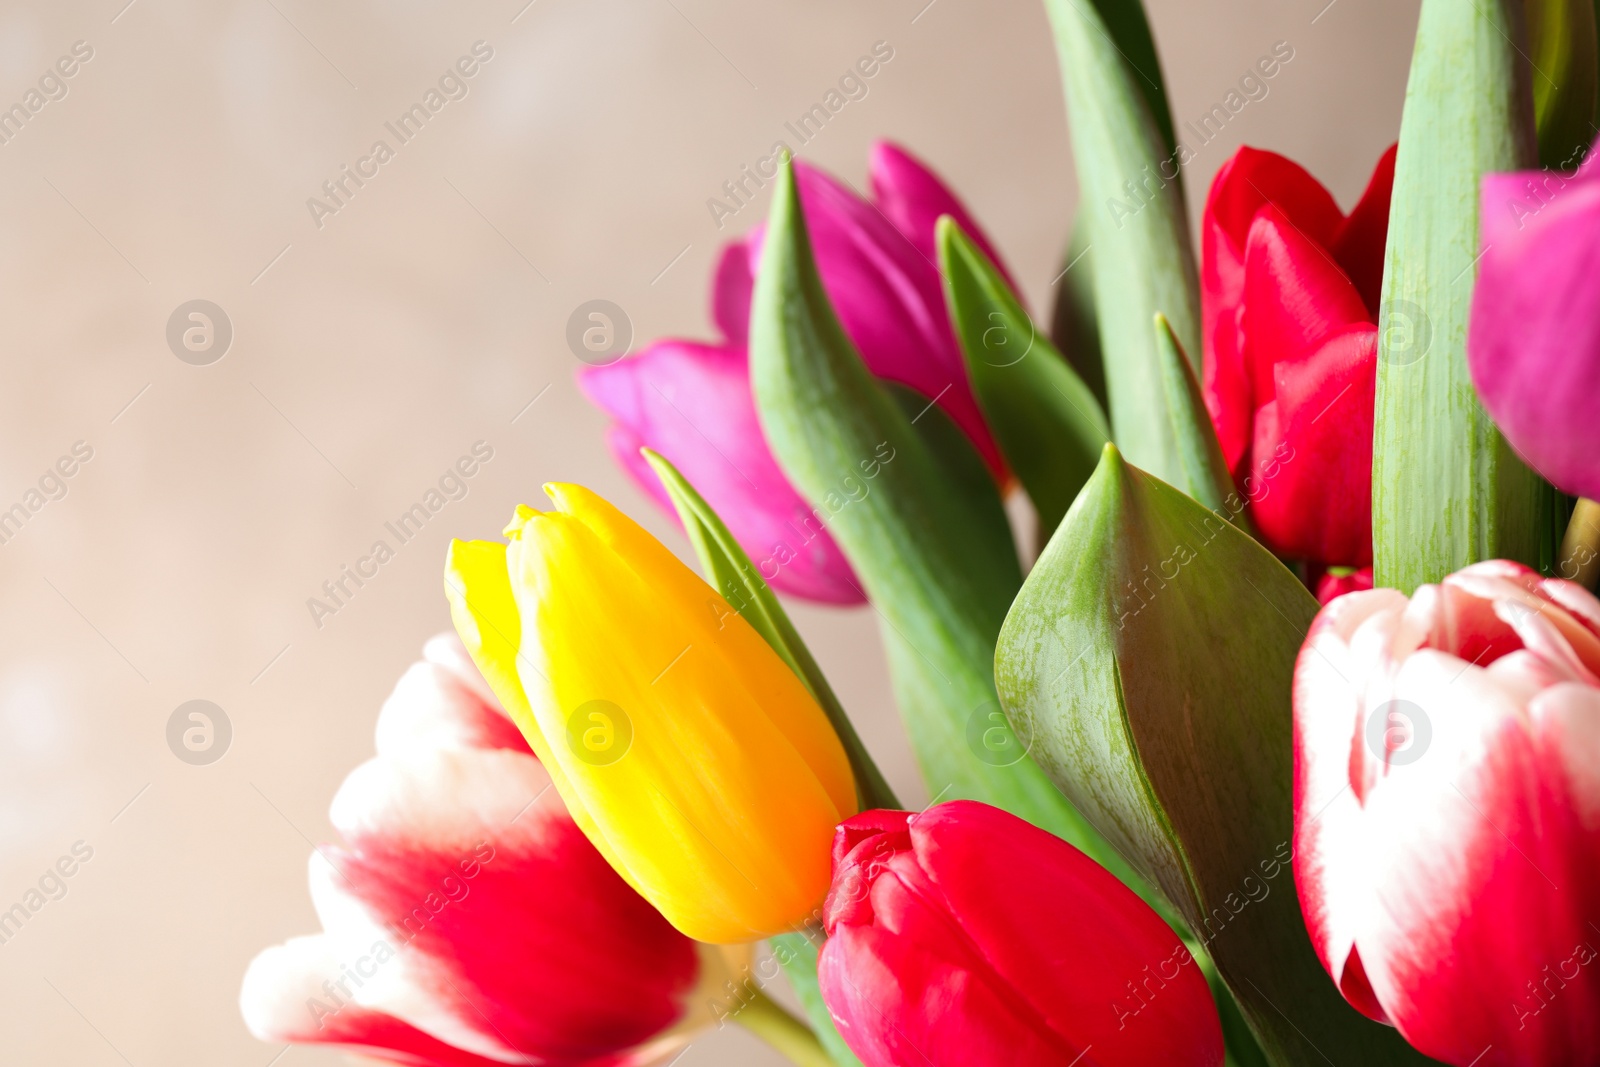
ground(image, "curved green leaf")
xmin=1042 ymin=0 xmax=1202 ymax=489
xmin=939 ymin=216 xmax=1110 ymax=537
xmin=749 ymin=157 xmax=1166 ymax=912
xmin=997 ymin=445 xmax=1442 ymax=1066
xmin=1154 ymin=311 xmax=1239 ymax=522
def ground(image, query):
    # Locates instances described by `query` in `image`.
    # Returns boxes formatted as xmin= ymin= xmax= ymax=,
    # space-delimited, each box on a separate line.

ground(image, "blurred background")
xmin=0 ymin=0 xmax=1419 ymax=1062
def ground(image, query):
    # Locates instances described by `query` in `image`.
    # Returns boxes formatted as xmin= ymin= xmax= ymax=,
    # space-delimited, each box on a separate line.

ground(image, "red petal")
xmin=1246 ymin=327 xmax=1376 ymax=565
xmin=1330 ymin=144 xmax=1397 ymax=318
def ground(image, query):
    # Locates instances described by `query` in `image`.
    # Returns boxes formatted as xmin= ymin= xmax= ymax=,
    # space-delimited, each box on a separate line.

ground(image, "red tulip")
xmin=1469 ymin=143 xmax=1600 ymax=500
xmin=1294 ymin=561 xmax=1600 ymax=1066
xmin=817 ymin=801 xmax=1223 ymax=1067
xmin=240 ymin=634 xmax=745 ymax=1066
xmin=580 ymin=141 xmax=1009 ymax=603
xmin=1312 ymin=565 xmax=1374 ymax=605
xmin=1201 ymin=145 xmax=1396 ymax=569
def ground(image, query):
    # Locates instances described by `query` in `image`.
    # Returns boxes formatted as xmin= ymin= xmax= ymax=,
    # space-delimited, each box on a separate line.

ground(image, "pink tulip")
xmin=817 ymin=801 xmax=1223 ymax=1067
xmin=580 ymin=141 xmax=1009 ymax=603
xmin=240 ymin=634 xmax=745 ymax=1067
xmin=1294 ymin=561 xmax=1600 ymax=1066
xmin=1470 ymin=145 xmax=1600 ymax=500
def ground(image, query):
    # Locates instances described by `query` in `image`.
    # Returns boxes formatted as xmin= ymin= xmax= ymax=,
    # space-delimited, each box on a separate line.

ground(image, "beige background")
xmin=0 ymin=1 xmax=1418 ymax=1063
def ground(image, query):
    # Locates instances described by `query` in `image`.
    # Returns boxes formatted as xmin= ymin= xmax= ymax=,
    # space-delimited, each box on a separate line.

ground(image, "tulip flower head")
xmin=1201 ymin=145 xmax=1397 ymax=575
xmin=1294 ymin=561 xmax=1600 ymax=1066
xmin=1469 ymin=142 xmax=1600 ymax=501
xmin=579 ymin=141 xmax=1011 ymax=603
xmin=240 ymin=634 xmax=746 ymax=1067
xmin=445 ymin=483 xmax=858 ymax=944
xmin=818 ymin=801 xmax=1224 ymax=1067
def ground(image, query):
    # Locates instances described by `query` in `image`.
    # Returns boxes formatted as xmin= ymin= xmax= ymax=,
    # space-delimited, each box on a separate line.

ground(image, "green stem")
xmin=1560 ymin=498 xmax=1600 ymax=588
xmin=734 ymin=988 xmax=839 ymax=1067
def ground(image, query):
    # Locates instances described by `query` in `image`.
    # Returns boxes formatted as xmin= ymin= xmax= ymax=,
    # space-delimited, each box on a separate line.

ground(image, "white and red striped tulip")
xmin=1294 ymin=561 xmax=1600 ymax=1066
xmin=240 ymin=634 xmax=747 ymax=1067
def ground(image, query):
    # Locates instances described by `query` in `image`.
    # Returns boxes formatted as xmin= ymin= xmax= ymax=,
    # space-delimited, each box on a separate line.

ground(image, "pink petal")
xmin=1469 ymin=175 xmax=1600 ymax=500
xmin=711 ymin=240 xmax=754 ymax=345
xmin=1357 ymin=655 xmax=1600 ymax=1066
xmin=868 ymin=140 xmax=1018 ymax=292
xmin=578 ymin=341 xmax=863 ymax=603
xmin=791 ymin=162 xmax=1003 ymax=477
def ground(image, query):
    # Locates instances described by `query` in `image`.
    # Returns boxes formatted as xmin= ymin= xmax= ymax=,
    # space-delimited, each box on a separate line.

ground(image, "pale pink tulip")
xmin=1294 ymin=561 xmax=1600 ymax=1066
xmin=240 ymin=634 xmax=745 ymax=1067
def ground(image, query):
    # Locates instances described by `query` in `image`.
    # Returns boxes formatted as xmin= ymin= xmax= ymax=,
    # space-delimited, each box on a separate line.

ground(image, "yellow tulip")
xmin=444 ymin=483 xmax=858 ymax=944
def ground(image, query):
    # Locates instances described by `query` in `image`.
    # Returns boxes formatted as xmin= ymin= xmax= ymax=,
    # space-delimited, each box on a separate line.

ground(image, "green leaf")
xmin=1154 ymin=311 xmax=1240 ymax=521
xmin=1528 ymin=0 xmax=1598 ymax=167
xmin=1374 ymin=0 xmax=1555 ymax=591
xmin=748 ymin=157 xmax=1168 ymax=914
xmin=1078 ymin=0 xmax=1177 ymax=160
xmin=642 ymin=448 xmax=899 ymax=813
xmin=1041 ymin=0 xmax=1202 ymax=489
xmin=1049 ymin=217 xmax=1107 ymax=414
xmin=938 ymin=215 xmax=1110 ymax=537
xmin=645 ymin=451 xmax=874 ymax=1067
xmin=996 ymin=445 xmax=1442 ymax=1066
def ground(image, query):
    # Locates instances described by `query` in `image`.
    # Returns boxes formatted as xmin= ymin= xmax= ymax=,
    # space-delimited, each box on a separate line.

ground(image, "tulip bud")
xmin=1200 ymin=144 xmax=1395 ymax=570
xmin=818 ymin=801 xmax=1223 ymax=1067
xmin=240 ymin=635 xmax=748 ymax=1065
xmin=444 ymin=483 xmax=858 ymax=943
xmin=578 ymin=141 xmax=1015 ymax=605
xmin=1295 ymin=561 xmax=1600 ymax=1065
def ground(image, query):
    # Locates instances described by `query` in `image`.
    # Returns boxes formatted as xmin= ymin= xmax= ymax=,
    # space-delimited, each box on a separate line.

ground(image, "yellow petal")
xmin=505 ymin=486 xmax=858 ymax=942
xmin=443 ymin=535 xmax=645 ymax=897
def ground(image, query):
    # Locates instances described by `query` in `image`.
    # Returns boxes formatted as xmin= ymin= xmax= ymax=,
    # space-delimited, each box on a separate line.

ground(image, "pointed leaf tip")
xmin=940 ymin=216 xmax=1111 ymax=537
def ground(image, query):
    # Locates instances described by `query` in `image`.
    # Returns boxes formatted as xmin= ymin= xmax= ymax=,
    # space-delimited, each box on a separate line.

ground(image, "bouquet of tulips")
xmin=240 ymin=2 xmax=1600 ymax=1065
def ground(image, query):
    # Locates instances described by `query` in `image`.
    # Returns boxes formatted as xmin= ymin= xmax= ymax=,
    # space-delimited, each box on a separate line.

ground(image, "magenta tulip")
xmin=1470 ymin=145 xmax=1600 ymax=500
xmin=1294 ymin=561 xmax=1600 ymax=1066
xmin=240 ymin=635 xmax=745 ymax=1067
xmin=580 ymin=141 xmax=1009 ymax=603
xmin=817 ymin=801 xmax=1223 ymax=1067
